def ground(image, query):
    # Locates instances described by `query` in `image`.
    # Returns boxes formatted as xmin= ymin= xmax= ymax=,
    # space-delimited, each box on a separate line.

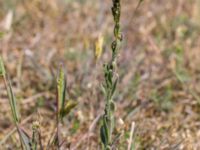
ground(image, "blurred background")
xmin=0 ymin=0 xmax=200 ymax=149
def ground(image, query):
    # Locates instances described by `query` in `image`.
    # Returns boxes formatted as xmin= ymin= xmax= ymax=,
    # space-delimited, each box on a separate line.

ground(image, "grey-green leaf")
xmin=110 ymin=101 xmax=115 ymax=113
xmin=18 ymin=127 xmax=32 ymax=150
xmin=111 ymin=78 xmax=118 ymax=97
xmin=100 ymin=117 xmax=109 ymax=147
xmin=6 ymin=77 xmax=20 ymax=123
xmin=0 ymin=56 xmax=6 ymax=77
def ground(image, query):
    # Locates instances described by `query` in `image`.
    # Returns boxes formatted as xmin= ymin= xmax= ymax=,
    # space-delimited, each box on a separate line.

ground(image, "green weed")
xmin=0 ymin=57 xmax=77 ymax=149
xmin=100 ymin=0 xmax=122 ymax=149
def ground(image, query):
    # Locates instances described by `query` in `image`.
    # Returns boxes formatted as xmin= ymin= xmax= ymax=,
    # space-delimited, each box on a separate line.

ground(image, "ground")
xmin=0 ymin=0 xmax=200 ymax=149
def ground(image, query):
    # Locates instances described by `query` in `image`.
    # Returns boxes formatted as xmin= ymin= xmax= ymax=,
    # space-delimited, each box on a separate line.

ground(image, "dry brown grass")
xmin=0 ymin=0 xmax=200 ymax=149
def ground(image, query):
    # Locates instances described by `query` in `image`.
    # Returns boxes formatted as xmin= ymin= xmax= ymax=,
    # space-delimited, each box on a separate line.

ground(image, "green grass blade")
xmin=1 ymin=56 xmax=20 ymax=123
xmin=0 ymin=56 xmax=6 ymax=77
xmin=6 ymin=77 xmax=20 ymax=124
xmin=18 ymin=127 xmax=32 ymax=150
xmin=57 ymin=66 xmax=66 ymax=120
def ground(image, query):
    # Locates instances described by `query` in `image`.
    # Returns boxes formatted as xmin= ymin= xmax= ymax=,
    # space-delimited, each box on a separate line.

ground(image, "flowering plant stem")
xmin=100 ymin=0 xmax=122 ymax=149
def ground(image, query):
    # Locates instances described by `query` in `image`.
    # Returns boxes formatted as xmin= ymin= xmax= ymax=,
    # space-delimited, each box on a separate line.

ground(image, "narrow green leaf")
xmin=100 ymin=116 xmax=109 ymax=147
xmin=1 ymin=56 xmax=20 ymax=124
xmin=18 ymin=127 xmax=32 ymax=150
xmin=6 ymin=77 xmax=20 ymax=123
xmin=100 ymin=126 xmax=106 ymax=147
xmin=101 ymin=84 xmax=107 ymax=96
xmin=0 ymin=56 xmax=6 ymax=77
xmin=111 ymin=78 xmax=118 ymax=97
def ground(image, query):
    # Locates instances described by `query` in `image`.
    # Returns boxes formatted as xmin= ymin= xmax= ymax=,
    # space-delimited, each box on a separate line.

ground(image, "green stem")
xmin=100 ymin=0 xmax=122 ymax=149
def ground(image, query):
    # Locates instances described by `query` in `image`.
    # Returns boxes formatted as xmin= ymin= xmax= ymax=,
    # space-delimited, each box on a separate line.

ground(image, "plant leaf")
xmin=0 ymin=56 xmax=6 ymax=77
xmin=62 ymin=100 xmax=77 ymax=116
xmin=0 ymin=57 xmax=20 ymax=123
xmin=101 ymin=84 xmax=107 ymax=97
xmin=100 ymin=116 xmax=109 ymax=147
xmin=18 ymin=127 xmax=32 ymax=150
xmin=6 ymin=77 xmax=20 ymax=123
xmin=111 ymin=78 xmax=118 ymax=97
